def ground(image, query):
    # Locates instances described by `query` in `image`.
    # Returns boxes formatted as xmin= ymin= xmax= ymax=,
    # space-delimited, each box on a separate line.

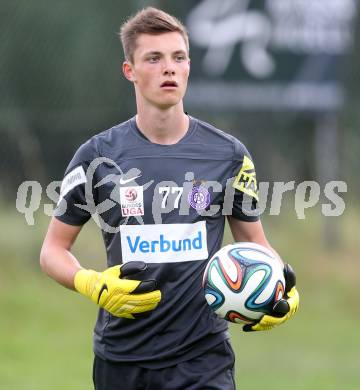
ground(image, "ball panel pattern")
xmin=203 ymin=243 xmax=286 ymax=324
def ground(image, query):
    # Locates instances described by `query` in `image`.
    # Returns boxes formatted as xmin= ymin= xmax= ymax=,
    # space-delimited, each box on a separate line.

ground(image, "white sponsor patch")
xmin=120 ymin=186 xmax=144 ymax=217
xmin=58 ymin=166 xmax=86 ymax=203
xmin=120 ymin=221 xmax=208 ymax=263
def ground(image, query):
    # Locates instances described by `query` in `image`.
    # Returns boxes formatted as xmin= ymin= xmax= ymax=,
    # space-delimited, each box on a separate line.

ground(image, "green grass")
xmin=0 ymin=203 xmax=359 ymax=389
xmin=0 ymin=272 xmax=95 ymax=389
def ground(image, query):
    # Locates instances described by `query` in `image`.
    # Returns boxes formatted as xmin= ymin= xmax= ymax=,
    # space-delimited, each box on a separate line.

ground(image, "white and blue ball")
xmin=203 ymin=242 xmax=285 ymax=324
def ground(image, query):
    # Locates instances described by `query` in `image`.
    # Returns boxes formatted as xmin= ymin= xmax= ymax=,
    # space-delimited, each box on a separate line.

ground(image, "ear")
xmin=123 ymin=61 xmax=136 ymax=82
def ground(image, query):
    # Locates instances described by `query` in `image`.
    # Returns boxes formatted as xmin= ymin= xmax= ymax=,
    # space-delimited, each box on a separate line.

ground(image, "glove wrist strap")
xmin=74 ymin=269 xmax=99 ymax=298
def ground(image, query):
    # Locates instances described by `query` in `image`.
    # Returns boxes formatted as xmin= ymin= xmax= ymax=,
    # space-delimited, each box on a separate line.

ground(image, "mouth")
xmin=161 ymin=81 xmax=178 ymax=88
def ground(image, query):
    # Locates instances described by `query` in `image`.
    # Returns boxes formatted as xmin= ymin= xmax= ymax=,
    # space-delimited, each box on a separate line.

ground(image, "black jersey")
xmin=55 ymin=116 xmax=259 ymax=368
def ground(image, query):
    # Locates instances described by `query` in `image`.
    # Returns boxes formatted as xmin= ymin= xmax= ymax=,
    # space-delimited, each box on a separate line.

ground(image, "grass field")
xmin=0 ymin=202 xmax=359 ymax=389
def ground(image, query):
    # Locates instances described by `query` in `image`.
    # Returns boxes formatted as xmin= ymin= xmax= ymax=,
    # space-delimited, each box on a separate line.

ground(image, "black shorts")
xmin=93 ymin=340 xmax=236 ymax=390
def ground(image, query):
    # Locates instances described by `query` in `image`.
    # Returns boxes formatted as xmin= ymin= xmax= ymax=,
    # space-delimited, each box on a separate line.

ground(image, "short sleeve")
xmin=54 ymin=137 xmax=98 ymax=226
xmin=230 ymin=140 xmax=260 ymax=222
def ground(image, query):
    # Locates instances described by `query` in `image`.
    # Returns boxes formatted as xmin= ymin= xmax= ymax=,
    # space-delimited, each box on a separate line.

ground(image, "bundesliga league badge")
xmin=188 ymin=185 xmax=210 ymax=210
xmin=120 ymin=186 xmax=144 ymax=216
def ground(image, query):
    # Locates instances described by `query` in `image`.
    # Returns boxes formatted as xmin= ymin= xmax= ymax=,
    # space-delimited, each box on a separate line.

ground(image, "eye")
xmin=148 ymin=56 xmax=159 ymax=63
xmin=175 ymin=55 xmax=186 ymax=62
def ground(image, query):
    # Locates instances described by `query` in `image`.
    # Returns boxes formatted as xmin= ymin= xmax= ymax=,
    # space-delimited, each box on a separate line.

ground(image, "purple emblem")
xmin=188 ymin=185 xmax=211 ymax=210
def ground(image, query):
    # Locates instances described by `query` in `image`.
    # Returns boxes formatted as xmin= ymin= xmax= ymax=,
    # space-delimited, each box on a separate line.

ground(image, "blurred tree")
xmin=0 ymin=0 xmax=136 ymax=193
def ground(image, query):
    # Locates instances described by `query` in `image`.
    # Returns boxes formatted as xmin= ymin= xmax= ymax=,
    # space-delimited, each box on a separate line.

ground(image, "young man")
xmin=40 ymin=7 xmax=299 ymax=390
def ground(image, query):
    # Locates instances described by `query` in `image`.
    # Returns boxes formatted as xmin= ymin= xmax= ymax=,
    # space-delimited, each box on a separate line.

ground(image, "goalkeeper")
xmin=40 ymin=6 xmax=299 ymax=390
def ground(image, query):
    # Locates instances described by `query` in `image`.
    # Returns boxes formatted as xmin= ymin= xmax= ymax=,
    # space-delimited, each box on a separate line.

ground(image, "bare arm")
xmin=40 ymin=217 xmax=84 ymax=290
xmin=227 ymin=216 xmax=284 ymax=266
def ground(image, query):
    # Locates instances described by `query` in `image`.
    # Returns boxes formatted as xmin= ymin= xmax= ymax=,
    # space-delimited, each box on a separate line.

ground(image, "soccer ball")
xmin=203 ymin=242 xmax=285 ymax=324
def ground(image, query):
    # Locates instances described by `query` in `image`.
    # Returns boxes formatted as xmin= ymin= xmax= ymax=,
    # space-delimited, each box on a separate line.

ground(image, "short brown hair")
xmin=119 ymin=7 xmax=189 ymax=63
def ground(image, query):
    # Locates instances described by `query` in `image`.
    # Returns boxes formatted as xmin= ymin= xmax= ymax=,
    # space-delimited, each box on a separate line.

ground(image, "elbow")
xmin=39 ymin=244 xmax=50 ymax=274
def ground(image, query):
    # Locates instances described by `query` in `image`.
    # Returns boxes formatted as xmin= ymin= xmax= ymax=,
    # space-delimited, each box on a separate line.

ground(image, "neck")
xmin=135 ymin=103 xmax=189 ymax=145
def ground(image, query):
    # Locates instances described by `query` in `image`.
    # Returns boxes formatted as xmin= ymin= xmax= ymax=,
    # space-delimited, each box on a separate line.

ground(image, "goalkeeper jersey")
xmin=55 ymin=116 xmax=259 ymax=368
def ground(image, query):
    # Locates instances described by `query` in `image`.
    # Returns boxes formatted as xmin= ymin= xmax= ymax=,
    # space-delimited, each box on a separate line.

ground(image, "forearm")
xmin=40 ymin=245 xmax=82 ymax=290
xmin=227 ymin=216 xmax=284 ymax=266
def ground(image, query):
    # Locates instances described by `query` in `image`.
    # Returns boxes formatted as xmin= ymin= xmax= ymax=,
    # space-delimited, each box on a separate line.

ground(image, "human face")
xmin=123 ymin=32 xmax=190 ymax=110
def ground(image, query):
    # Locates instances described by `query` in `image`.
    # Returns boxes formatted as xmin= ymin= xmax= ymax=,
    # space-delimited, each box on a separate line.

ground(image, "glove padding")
xmin=243 ymin=263 xmax=299 ymax=332
xmin=74 ymin=261 xmax=161 ymax=319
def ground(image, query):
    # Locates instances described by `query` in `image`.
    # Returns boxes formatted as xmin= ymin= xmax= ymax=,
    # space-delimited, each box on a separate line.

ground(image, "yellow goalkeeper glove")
xmin=243 ymin=263 xmax=299 ymax=332
xmin=74 ymin=261 xmax=161 ymax=319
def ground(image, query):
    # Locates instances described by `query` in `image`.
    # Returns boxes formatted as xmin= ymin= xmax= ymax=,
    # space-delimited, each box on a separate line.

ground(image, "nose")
xmin=163 ymin=60 xmax=175 ymax=76
xmin=163 ymin=68 xmax=175 ymax=76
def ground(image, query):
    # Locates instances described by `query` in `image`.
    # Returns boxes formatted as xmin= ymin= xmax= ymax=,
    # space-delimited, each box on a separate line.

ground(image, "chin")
xmin=156 ymin=98 xmax=182 ymax=110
